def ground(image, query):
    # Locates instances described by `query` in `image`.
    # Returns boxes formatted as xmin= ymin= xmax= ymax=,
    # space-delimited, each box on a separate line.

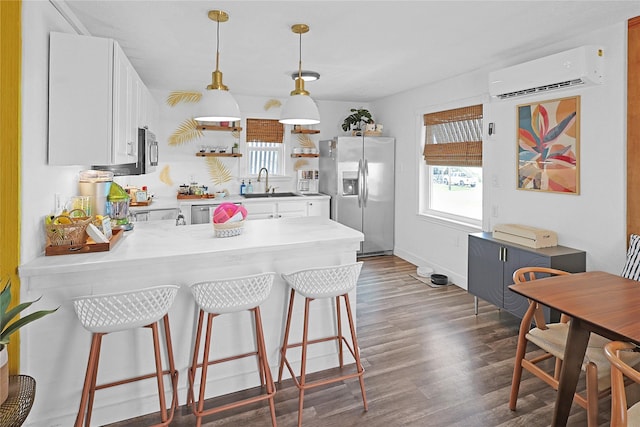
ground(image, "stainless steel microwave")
xmin=92 ymin=127 xmax=158 ymax=176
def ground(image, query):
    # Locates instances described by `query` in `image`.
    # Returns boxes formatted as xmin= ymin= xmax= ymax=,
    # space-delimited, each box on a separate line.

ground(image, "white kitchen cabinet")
xmin=306 ymin=199 xmax=329 ymax=217
xmin=243 ymin=200 xmax=308 ymax=220
xmin=48 ymin=32 xmax=157 ymax=166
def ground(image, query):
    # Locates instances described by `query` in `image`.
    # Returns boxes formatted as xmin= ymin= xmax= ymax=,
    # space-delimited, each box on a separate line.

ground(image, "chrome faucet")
xmin=257 ymin=167 xmax=270 ymax=193
xmin=175 ymin=212 xmax=186 ymax=226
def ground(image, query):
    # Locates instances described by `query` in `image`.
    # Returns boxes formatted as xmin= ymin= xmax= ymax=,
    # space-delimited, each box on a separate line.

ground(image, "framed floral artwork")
xmin=517 ymin=95 xmax=580 ymax=194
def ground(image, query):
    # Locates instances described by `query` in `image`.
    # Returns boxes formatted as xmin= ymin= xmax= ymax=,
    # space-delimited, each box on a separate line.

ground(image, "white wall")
xmin=20 ymin=0 xmax=371 ymax=264
xmin=121 ymin=93 xmax=370 ymax=198
xmin=21 ymin=1 xmax=89 ymax=264
xmin=373 ymin=21 xmax=628 ymax=288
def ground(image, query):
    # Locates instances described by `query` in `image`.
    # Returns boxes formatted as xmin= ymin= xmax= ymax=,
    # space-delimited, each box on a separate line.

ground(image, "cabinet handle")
xmin=269 ymin=214 xmax=274 ymax=218
xmin=499 ymin=246 xmax=508 ymax=262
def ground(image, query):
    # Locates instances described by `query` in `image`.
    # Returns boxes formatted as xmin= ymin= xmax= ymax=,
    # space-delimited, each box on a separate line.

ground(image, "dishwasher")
xmin=191 ymin=204 xmax=217 ymax=225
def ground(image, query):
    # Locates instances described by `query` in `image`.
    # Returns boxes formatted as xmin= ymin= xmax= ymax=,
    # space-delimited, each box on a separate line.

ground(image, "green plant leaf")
xmin=1 ymin=299 xmax=39 ymax=333
xmin=0 ymin=282 xmax=11 ymax=321
xmin=1 ymin=308 xmax=58 ymax=341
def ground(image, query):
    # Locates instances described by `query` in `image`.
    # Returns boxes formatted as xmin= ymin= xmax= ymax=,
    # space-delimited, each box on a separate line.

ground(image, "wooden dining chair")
xmin=509 ymin=267 xmax=613 ymax=427
xmin=604 ymin=341 xmax=640 ymax=427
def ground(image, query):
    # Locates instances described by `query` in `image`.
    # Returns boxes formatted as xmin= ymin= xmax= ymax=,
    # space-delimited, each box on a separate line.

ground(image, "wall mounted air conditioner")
xmin=489 ymin=45 xmax=604 ymax=100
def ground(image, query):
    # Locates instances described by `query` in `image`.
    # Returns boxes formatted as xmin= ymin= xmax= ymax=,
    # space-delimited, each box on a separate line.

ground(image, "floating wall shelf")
xmin=196 ymin=152 xmax=242 ymax=157
xmin=198 ymin=125 xmax=243 ymax=132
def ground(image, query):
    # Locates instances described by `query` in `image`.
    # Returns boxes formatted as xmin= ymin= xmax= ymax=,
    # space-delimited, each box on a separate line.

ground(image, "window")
xmin=420 ymin=104 xmax=483 ymax=225
xmin=245 ymin=118 xmax=285 ymax=175
xmin=246 ymin=141 xmax=284 ymax=175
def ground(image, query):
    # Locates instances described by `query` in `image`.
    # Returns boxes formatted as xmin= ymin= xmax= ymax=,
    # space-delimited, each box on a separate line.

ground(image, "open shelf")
xmin=196 ymin=152 xmax=242 ymax=157
xmin=291 ymin=128 xmax=320 ymax=134
xmin=198 ymin=125 xmax=243 ymax=132
xmin=291 ymin=154 xmax=319 ymax=158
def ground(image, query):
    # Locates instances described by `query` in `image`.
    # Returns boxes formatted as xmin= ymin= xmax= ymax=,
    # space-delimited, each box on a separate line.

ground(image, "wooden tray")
xmin=45 ymin=228 xmax=124 ymax=256
xmin=129 ymin=199 xmax=152 ymax=206
xmin=177 ymin=194 xmax=216 ymax=199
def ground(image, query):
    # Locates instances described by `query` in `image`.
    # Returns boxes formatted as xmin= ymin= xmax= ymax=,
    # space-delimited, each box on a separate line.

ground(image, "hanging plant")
xmin=165 ymin=90 xmax=202 ymax=107
xmin=169 ymin=118 xmax=203 ymax=146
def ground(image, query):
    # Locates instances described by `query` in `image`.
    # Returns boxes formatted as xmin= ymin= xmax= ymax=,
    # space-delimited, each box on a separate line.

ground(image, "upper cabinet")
xmin=48 ymin=32 xmax=158 ymax=166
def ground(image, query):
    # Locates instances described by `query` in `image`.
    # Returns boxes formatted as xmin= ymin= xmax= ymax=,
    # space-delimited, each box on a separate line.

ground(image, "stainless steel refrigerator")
xmin=319 ymin=136 xmax=395 ymax=255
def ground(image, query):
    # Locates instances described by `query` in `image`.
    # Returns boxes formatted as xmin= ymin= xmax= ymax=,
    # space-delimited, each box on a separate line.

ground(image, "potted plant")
xmin=232 ymin=143 xmax=239 ymax=154
xmin=341 ymin=108 xmax=373 ymax=136
xmin=0 ymin=278 xmax=57 ymax=404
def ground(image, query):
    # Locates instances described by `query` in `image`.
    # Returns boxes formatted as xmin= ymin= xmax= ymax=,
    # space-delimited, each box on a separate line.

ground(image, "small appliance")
xmin=78 ymin=170 xmax=113 ymax=216
xmin=92 ymin=127 xmax=158 ymax=176
xmin=297 ymin=169 xmax=319 ymax=194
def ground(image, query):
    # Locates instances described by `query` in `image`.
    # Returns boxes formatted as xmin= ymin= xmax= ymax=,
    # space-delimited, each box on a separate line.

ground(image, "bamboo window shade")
xmin=423 ymin=105 xmax=483 ymax=167
xmin=246 ymin=118 xmax=284 ymax=143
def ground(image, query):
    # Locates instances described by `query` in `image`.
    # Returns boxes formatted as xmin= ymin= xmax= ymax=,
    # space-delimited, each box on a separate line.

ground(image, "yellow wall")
xmin=0 ymin=0 xmax=22 ymax=373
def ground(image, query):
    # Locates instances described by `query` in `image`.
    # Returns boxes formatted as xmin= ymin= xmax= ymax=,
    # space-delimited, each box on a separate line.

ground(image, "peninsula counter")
xmin=19 ymin=216 xmax=364 ymax=426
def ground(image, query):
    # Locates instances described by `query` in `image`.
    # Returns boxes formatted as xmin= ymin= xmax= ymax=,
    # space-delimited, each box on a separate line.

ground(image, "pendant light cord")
xmin=215 ymin=18 xmax=221 ymax=72
xmin=298 ymin=31 xmax=302 ymax=79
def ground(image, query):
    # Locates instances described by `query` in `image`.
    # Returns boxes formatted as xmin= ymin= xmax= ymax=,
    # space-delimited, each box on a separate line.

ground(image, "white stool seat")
xmin=73 ymin=285 xmax=179 ymax=333
xmin=73 ymin=285 xmax=179 ymax=426
xmin=281 ymin=263 xmax=362 ymax=299
xmin=278 ymin=262 xmax=367 ymax=427
xmin=190 ymin=273 xmax=275 ymax=314
xmin=188 ymin=272 xmax=278 ymax=426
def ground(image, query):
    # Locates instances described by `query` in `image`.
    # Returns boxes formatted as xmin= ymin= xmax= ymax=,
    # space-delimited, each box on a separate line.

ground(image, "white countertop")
xmin=129 ymin=194 xmax=329 ymax=212
xmin=177 ymin=192 xmax=329 ymax=207
xmin=19 ymin=216 xmax=362 ymax=278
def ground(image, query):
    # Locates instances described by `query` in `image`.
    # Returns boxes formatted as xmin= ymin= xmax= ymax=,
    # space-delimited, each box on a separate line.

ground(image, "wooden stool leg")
xmin=253 ymin=308 xmax=266 ymax=387
xmin=297 ymin=297 xmax=312 ymax=427
xmin=343 ymin=293 xmax=367 ymax=411
xmin=85 ymin=333 xmax=103 ymax=427
xmin=195 ymin=313 xmax=216 ymax=427
xmin=150 ymin=323 xmax=168 ymax=422
xmin=336 ymin=296 xmax=344 ymax=368
xmin=161 ymin=314 xmax=179 ymax=420
xmin=188 ymin=309 xmax=205 ymax=408
xmin=255 ymin=307 xmax=278 ymax=427
xmin=278 ymin=289 xmax=296 ymax=384
xmin=75 ymin=333 xmax=102 ymax=427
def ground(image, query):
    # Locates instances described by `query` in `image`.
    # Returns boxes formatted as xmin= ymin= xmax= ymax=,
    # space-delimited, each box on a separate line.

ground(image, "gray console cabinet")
xmin=468 ymin=232 xmax=586 ymax=319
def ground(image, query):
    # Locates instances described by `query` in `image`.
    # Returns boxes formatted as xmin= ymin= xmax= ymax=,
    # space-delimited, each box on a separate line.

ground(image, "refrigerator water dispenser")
xmin=342 ymin=172 xmax=359 ymax=196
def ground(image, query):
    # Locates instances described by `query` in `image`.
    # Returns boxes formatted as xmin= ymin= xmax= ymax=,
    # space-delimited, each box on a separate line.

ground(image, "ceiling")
xmin=63 ymin=1 xmax=640 ymax=103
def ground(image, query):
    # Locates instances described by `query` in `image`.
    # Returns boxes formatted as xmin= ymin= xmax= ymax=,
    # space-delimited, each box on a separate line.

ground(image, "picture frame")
xmin=516 ymin=95 xmax=580 ymax=194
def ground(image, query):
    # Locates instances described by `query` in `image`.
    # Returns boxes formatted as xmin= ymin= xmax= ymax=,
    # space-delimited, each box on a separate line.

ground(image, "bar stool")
xmin=72 ymin=285 xmax=179 ymax=427
xmin=278 ymin=262 xmax=367 ymax=427
xmin=187 ymin=273 xmax=277 ymax=427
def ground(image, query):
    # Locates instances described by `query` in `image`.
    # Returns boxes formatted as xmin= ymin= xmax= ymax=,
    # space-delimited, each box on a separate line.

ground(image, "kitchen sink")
xmin=242 ymin=192 xmax=301 ymax=198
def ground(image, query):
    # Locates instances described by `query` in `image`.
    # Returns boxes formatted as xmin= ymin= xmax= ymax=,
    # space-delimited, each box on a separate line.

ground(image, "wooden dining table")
xmin=508 ymin=270 xmax=640 ymax=427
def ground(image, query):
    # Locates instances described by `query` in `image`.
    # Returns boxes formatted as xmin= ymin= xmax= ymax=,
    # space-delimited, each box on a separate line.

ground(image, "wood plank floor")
xmin=106 ymin=255 xmax=628 ymax=426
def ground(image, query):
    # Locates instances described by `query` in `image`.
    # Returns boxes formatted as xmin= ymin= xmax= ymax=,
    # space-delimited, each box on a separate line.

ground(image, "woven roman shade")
xmin=246 ymin=118 xmax=284 ymax=143
xmin=423 ymin=105 xmax=483 ymax=167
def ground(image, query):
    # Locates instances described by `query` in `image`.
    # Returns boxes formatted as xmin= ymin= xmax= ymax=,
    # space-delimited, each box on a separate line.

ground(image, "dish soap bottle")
xmin=240 ymin=180 xmax=247 ymax=195
xmin=247 ymin=180 xmax=253 ymax=193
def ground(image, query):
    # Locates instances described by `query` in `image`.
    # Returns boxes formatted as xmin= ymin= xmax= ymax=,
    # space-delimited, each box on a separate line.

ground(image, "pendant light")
xmin=194 ymin=10 xmax=241 ymax=123
xmin=280 ymin=24 xmax=320 ymax=125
